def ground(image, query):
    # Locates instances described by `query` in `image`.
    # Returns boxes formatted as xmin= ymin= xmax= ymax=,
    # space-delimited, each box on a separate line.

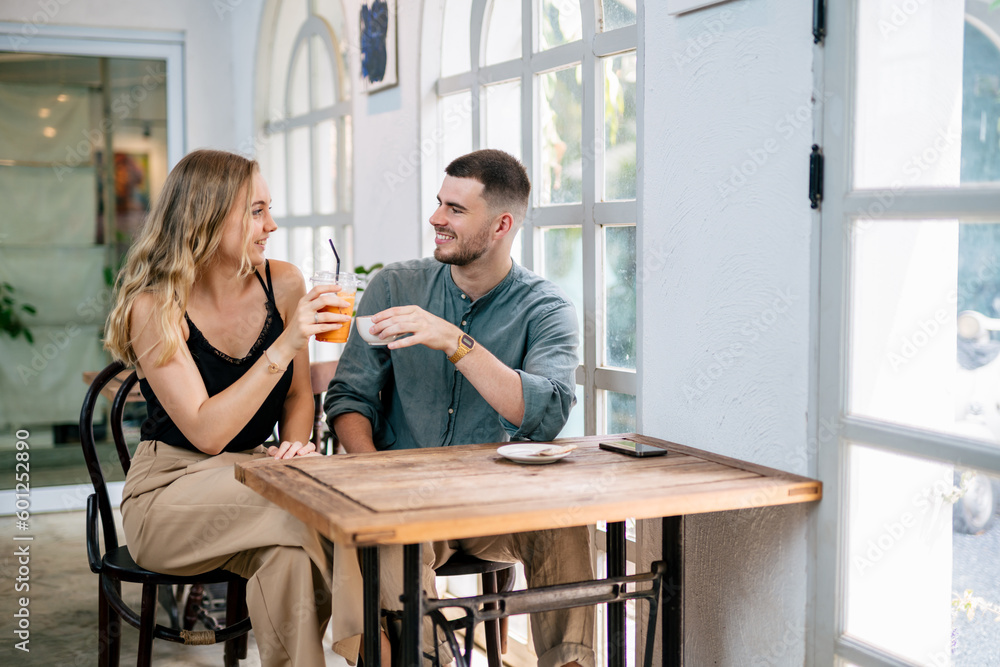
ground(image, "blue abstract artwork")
xmin=360 ymin=0 xmax=397 ymax=92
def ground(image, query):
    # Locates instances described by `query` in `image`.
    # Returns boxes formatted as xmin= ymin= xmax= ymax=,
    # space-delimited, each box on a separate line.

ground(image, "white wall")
xmin=641 ymin=0 xmax=817 ymax=664
xmin=345 ymin=0 xmax=426 ymax=268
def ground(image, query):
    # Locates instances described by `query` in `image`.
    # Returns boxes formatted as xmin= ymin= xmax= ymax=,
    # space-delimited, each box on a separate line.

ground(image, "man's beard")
xmin=434 ymin=225 xmax=491 ymax=266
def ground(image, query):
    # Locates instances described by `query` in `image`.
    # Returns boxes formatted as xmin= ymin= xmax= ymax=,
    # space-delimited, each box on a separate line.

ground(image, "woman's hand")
xmin=284 ymin=284 xmax=353 ymax=351
xmin=267 ymin=440 xmax=319 ymax=459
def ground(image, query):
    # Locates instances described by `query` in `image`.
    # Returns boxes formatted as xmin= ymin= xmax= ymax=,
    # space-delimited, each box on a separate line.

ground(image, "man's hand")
xmin=267 ymin=440 xmax=319 ymax=459
xmin=367 ymin=306 xmax=464 ymax=355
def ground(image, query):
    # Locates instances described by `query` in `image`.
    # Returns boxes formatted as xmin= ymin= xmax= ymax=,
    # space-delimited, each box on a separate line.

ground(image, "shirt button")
xmin=461 ymin=294 xmax=467 ymax=300
xmin=448 ymin=408 xmax=454 ymax=414
xmin=461 ymin=320 xmax=467 ymax=326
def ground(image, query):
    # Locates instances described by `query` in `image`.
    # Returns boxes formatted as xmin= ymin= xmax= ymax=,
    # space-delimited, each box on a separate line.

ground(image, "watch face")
xmin=460 ymin=334 xmax=475 ymax=348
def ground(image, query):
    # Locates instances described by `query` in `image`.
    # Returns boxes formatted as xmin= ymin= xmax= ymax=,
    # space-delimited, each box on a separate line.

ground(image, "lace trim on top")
xmin=184 ymin=298 xmax=275 ymax=365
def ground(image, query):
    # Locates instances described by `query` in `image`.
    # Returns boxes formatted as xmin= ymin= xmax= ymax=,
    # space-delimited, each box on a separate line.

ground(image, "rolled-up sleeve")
xmin=501 ymin=299 xmax=579 ymax=441
xmin=323 ymin=273 xmax=395 ymax=446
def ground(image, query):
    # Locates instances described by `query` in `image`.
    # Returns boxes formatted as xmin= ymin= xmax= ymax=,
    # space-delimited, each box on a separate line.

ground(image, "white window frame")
xmin=424 ymin=0 xmax=640 ymax=437
xmin=816 ymin=2 xmax=1000 ymax=665
xmin=256 ymin=0 xmax=353 ymax=361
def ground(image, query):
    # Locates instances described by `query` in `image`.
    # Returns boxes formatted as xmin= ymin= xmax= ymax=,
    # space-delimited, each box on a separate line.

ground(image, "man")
xmin=326 ymin=149 xmax=594 ymax=667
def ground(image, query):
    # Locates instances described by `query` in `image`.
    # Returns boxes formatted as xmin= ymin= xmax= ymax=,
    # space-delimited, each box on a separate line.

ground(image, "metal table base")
xmin=361 ymin=517 xmax=684 ymax=667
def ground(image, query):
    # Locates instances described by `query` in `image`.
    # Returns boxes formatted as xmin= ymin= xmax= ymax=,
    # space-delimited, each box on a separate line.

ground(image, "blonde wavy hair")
xmin=105 ymin=149 xmax=259 ymax=367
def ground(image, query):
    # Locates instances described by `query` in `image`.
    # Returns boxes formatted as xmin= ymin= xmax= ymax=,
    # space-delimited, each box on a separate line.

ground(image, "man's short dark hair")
xmin=445 ymin=149 xmax=531 ymax=225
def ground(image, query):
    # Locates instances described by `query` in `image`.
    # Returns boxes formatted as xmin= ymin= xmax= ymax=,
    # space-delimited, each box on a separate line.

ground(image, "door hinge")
xmin=813 ymin=0 xmax=826 ymax=44
xmin=809 ymin=144 xmax=824 ymax=210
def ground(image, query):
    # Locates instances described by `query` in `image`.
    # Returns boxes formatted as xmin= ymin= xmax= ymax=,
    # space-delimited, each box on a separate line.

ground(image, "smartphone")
xmin=599 ymin=439 xmax=669 ymax=457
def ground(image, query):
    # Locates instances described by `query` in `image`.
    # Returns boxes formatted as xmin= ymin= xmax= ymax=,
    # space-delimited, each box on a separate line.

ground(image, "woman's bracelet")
xmin=263 ymin=348 xmax=286 ymax=374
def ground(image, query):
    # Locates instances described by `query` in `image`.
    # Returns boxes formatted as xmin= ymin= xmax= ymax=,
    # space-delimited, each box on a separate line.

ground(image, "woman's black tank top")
xmin=138 ymin=261 xmax=294 ymax=453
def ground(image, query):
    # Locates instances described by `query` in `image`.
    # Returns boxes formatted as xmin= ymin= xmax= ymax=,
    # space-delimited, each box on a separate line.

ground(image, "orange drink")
xmin=311 ymin=271 xmax=359 ymax=343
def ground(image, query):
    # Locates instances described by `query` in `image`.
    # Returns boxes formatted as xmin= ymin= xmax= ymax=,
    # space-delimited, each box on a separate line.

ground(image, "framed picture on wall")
xmin=359 ymin=0 xmax=397 ymax=93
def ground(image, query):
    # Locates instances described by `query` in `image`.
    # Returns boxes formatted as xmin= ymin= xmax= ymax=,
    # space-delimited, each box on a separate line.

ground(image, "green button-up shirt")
xmin=325 ymin=257 xmax=579 ymax=449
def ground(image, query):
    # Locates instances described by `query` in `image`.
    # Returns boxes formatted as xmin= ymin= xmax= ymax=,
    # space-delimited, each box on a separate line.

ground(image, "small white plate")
xmin=497 ymin=443 xmax=572 ymax=464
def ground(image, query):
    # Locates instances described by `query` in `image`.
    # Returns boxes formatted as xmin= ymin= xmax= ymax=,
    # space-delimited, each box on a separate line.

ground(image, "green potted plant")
xmin=0 ymin=282 xmax=37 ymax=344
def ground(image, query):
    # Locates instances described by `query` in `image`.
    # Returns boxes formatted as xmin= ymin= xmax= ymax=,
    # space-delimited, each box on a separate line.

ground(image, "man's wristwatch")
xmin=448 ymin=333 xmax=476 ymax=364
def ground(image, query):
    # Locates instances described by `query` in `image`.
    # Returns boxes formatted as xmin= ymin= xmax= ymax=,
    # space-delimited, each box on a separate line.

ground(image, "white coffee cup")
xmin=355 ymin=315 xmax=397 ymax=346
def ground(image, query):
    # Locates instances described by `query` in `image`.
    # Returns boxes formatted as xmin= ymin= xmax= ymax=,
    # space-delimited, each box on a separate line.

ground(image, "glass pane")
xmin=267 ymin=132 xmax=287 ymax=218
xmin=558 ymin=385 xmax=585 ymax=438
xmin=604 ymin=225 xmax=636 ymax=369
xmin=440 ymin=92 xmax=473 ymax=170
xmin=845 ymin=444 xmax=1000 ymax=666
xmin=315 ymin=119 xmax=337 ymax=214
xmin=604 ymin=391 xmax=636 ymax=434
xmin=316 ymin=225 xmax=337 ymax=273
xmin=540 ymin=0 xmax=582 ymax=50
xmin=603 ymin=52 xmax=637 ymax=201
xmin=539 ymin=65 xmax=583 ymax=205
xmin=289 ymin=126 xmax=312 ymax=216
xmin=847 ymin=218 xmax=1000 ymax=448
xmin=288 ymin=44 xmax=309 ymax=117
xmin=854 ymin=2 xmax=1000 ymax=188
xmin=540 ymin=226 xmax=584 ymax=364
xmin=289 ymin=226 xmax=315 ymax=277
xmin=601 ymin=0 xmax=637 ymax=31
xmin=314 ymin=0 xmax=347 ymax=34
xmin=484 ymin=0 xmax=521 ymax=65
xmin=961 ymin=18 xmax=1000 ymax=183
xmin=341 ymin=114 xmax=353 ymax=212
xmin=269 ymin=226 xmax=289 ymax=265
xmin=483 ymin=80 xmax=521 ymax=160
xmin=311 ymin=35 xmax=335 ymax=108
xmin=441 ymin=0 xmax=473 ymax=76
xmin=269 ymin=0 xmax=307 ymax=115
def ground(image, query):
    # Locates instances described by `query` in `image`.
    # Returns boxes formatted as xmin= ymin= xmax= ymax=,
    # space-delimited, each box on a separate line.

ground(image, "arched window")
xmin=256 ymin=0 xmax=353 ymax=360
xmin=423 ymin=0 xmax=640 ymax=438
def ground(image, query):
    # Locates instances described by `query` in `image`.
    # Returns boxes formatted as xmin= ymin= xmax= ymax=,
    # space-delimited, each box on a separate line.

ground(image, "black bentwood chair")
xmin=80 ymin=360 xmax=252 ymax=667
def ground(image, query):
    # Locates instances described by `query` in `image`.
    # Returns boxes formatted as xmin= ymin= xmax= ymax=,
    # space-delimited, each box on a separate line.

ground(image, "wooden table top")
xmin=235 ymin=433 xmax=822 ymax=547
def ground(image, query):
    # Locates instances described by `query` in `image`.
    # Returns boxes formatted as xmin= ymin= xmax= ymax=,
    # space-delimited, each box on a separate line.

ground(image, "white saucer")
xmin=497 ymin=443 xmax=572 ymax=465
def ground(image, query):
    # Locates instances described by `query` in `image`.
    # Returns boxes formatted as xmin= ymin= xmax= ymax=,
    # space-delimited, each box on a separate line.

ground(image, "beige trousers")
xmin=332 ymin=526 xmax=596 ymax=667
xmin=122 ymin=440 xmax=351 ymax=667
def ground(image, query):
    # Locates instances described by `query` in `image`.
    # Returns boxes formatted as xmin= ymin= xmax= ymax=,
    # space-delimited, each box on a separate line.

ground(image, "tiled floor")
xmin=0 ymin=510 xmax=494 ymax=666
xmin=0 ymin=510 xmax=349 ymax=666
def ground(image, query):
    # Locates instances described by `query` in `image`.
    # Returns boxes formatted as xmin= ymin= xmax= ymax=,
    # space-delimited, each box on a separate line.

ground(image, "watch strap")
xmin=448 ymin=334 xmax=475 ymax=364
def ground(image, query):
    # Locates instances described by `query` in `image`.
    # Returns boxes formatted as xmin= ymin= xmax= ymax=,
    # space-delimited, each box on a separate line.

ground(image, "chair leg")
xmin=224 ymin=580 xmax=247 ymax=666
xmin=137 ymin=583 xmax=158 ymax=667
xmin=497 ymin=566 xmax=515 ymax=655
xmin=482 ymin=572 xmax=502 ymax=667
xmin=98 ymin=577 xmax=122 ymax=667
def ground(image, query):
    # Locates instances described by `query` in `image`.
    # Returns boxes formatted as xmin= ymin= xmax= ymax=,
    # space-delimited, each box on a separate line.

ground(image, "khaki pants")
xmin=122 ymin=441 xmax=346 ymax=667
xmin=332 ymin=526 xmax=596 ymax=667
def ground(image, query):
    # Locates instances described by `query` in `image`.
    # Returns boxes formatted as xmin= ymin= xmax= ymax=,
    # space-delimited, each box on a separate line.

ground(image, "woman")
xmin=105 ymin=149 xmax=352 ymax=666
